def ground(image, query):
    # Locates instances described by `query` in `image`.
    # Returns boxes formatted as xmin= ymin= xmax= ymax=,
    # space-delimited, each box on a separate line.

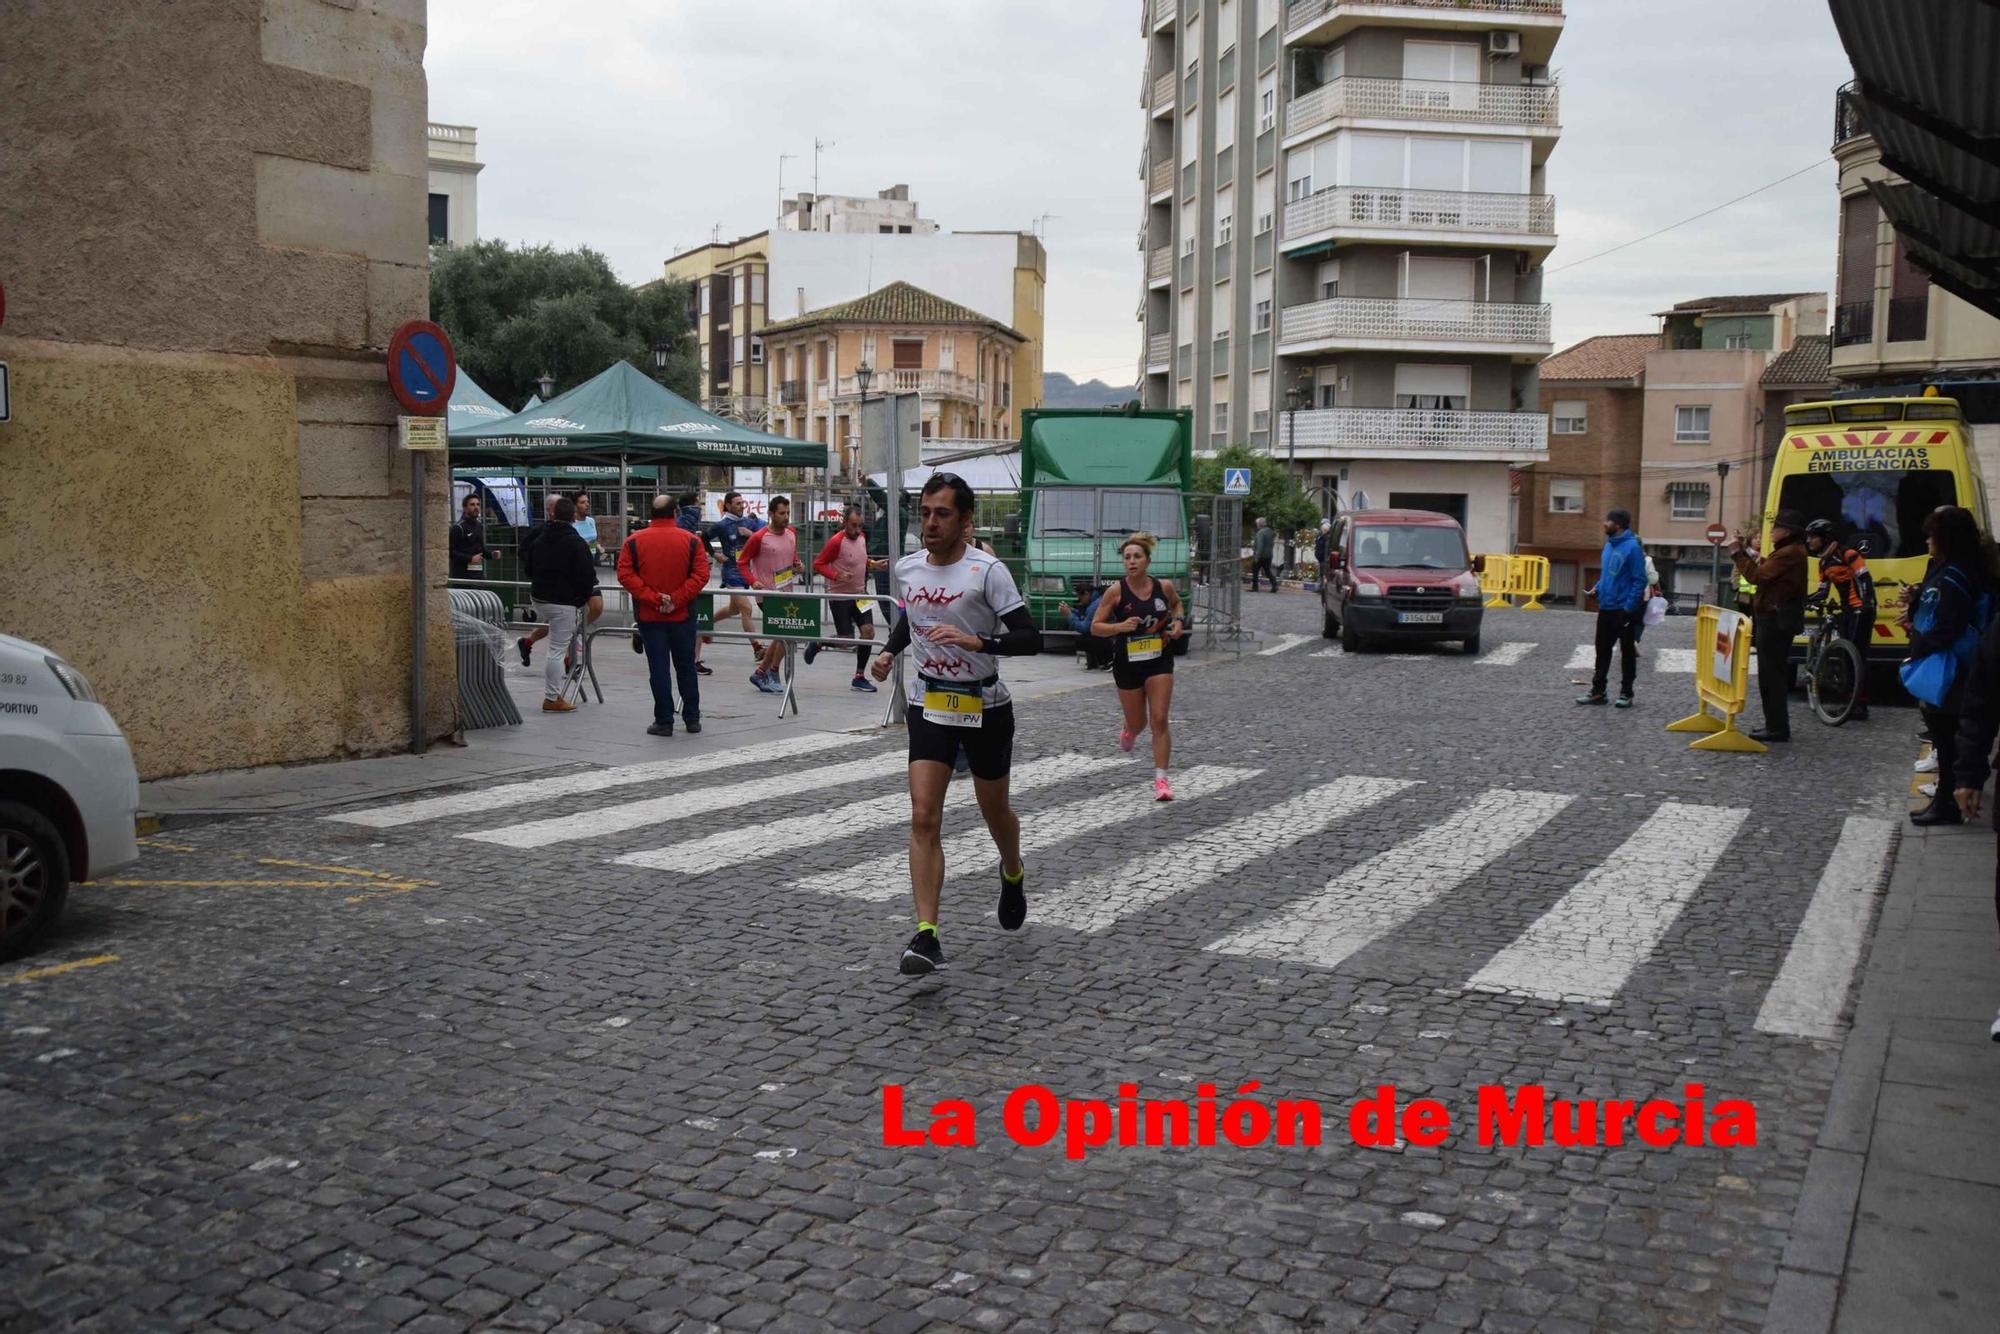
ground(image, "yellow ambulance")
xmin=1762 ymin=396 xmax=1989 ymax=659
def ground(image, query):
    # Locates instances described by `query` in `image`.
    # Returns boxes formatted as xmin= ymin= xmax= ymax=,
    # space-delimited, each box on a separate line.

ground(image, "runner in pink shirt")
xmin=738 ymin=496 xmax=803 ymax=693
xmin=804 ymin=503 xmax=888 ymax=691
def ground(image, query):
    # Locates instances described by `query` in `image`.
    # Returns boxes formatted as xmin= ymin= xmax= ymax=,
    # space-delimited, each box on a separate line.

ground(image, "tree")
xmin=1193 ymin=445 xmax=1319 ymax=532
xmin=429 ymin=240 xmax=699 ymax=407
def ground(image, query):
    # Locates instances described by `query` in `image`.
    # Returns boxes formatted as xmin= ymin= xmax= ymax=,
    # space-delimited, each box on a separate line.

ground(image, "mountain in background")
xmin=1042 ymin=372 xmax=1136 ymax=408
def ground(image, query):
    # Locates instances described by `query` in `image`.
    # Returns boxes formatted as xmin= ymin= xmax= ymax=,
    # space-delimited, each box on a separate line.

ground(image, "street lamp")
xmin=1284 ymin=385 xmax=1303 ymax=485
xmin=1712 ymin=459 xmax=1732 ymax=606
xmin=536 ymin=370 xmax=556 ymax=400
xmin=852 ymin=363 xmax=874 ymax=485
xmin=650 ymin=339 xmax=670 ymax=380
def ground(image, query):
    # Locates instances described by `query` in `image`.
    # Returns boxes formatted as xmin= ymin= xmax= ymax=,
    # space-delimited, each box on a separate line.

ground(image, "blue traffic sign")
xmin=387 ymin=320 xmax=457 ymax=416
xmin=1222 ymin=467 xmax=1251 ymax=496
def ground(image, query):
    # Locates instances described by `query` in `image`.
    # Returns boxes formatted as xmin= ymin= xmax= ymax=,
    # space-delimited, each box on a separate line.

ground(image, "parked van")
xmin=1319 ymin=509 xmax=1486 ymax=654
xmin=1763 ymin=396 xmax=1989 ymax=660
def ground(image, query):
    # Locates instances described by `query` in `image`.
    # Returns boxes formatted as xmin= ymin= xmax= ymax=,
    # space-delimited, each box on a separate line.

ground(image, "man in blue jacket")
xmin=1578 ymin=507 xmax=1649 ymax=708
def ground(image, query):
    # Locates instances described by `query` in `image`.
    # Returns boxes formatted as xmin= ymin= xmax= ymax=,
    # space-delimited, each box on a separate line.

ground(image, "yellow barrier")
xmin=1477 ymin=554 xmax=1515 ymax=608
xmin=1506 ymin=554 xmax=1550 ymax=611
xmin=1664 ymin=604 xmax=1766 ymax=754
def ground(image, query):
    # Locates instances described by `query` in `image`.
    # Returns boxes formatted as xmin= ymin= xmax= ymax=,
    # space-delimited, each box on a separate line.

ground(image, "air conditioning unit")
xmin=1488 ymin=31 xmax=1521 ymax=57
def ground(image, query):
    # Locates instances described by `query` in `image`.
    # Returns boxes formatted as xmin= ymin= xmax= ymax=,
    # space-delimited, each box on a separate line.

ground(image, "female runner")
xmin=1091 ymin=532 xmax=1188 ymax=800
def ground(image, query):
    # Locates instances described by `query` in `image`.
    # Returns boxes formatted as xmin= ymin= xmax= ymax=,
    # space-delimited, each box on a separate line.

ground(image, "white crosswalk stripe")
xmin=462 ymin=750 xmax=910 ymax=849
xmin=792 ymin=765 xmax=1261 ymax=902
xmin=1207 ymin=789 xmax=1574 ymax=969
xmin=613 ymin=752 xmax=1126 ymax=875
xmin=1033 ymin=775 xmax=1417 ymax=933
xmin=1477 ymin=642 xmax=1537 ymax=667
xmin=325 ymin=732 xmax=858 ymax=829
xmin=1755 ymin=816 xmax=1897 ymax=1040
xmin=1259 ymin=634 xmax=1316 ymax=656
xmin=1467 ymin=802 xmax=1749 ymax=1004
xmin=1566 ymin=644 xmax=1693 ymax=673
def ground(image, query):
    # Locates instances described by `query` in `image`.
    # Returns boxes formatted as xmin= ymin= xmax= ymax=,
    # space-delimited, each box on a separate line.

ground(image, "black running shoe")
xmin=998 ymin=866 xmax=1027 ymax=931
xmin=899 ymin=928 xmax=944 ymax=976
xmin=517 ymin=637 xmax=532 ymax=667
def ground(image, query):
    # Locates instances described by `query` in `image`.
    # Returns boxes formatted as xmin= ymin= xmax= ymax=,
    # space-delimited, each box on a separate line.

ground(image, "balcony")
xmin=834 ymin=369 xmax=981 ymax=400
xmin=1283 ymin=185 xmax=1555 ymax=250
xmin=1147 ymin=246 xmax=1173 ymax=286
xmin=1153 ymin=0 xmax=1175 ymax=27
xmin=1152 ymin=72 xmax=1176 ymax=115
xmin=775 ymin=379 xmax=806 ymax=406
xmin=1285 ymin=0 xmax=1565 ymax=58
xmin=1285 ymin=76 xmax=1558 ymax=144
xmin=1833 ymin=300 xmax=1874 ymax=348
xmin=1834 ymin=79 xmax=1867 ymax=150
xmin=1282 ymin=405 xmax=1549 ymax=461
xmin=1277 ymin=296 xmax=1551 ymax=355
xmin=1149 ymin=159 xmax=1175 ymax=197
xmin=1147 ymin=333 xmax=1172 ymax=371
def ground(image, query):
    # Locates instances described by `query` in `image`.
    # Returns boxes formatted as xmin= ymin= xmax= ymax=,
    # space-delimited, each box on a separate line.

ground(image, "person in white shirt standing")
xmin=869 ymin=473 xmax=1044 ymax=976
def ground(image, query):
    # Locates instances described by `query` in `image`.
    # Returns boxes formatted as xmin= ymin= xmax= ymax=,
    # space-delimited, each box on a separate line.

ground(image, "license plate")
xmin=1397 ymin=612 xmax=1443 ymax=625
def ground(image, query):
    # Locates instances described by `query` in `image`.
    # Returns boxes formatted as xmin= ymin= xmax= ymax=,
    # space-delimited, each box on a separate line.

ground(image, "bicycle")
xmin=1803 ymin=596 xmax=1865 ymax=726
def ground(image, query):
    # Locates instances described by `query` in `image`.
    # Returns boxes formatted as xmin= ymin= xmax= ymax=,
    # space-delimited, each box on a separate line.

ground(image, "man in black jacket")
xmin=528 ymin=495 xmax=598 ymax=713
xmin=449 ymin=494 xmax=498 ymax=578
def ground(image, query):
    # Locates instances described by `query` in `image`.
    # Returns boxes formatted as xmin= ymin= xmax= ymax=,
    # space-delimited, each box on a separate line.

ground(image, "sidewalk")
xmin=1769 ymin=817 xmax=2000 ymax=1334
xmin=139 ymin=633 xmax=1247 ymax=822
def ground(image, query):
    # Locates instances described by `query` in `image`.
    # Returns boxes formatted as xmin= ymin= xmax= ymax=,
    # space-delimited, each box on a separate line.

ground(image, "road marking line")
xmin=1654 ymin=649 xmax=1695 ymax=673
xmin=1209 ymin=789 xmax=1572 ymax=969
xmin=96 ymin=878 xmax=434 ymax=890
xmin=464 ymin=751 xmax=910 ymax=849
xmin=0 ymin=953 xmax=120 ymax=986
xmin=1566 ymin=645 xmax=1594 ymax=670
xmin=136 ymin=838 xmax=197 ymax=852
xmin=257 ymin=858 xmax=405 ymax=880
xmin=1258 ymin=634 xmax=1316 ymax=656
xmin=794 ymin=765 xmax=1262 ymax=902
xmin=616 ymin=752 xmax=1124 ymax=875
xmin=1467 ymin=802 xmax=1749 ymax=1004
xmin=325 ymin=733 xmax=859 ymax=828
xmin=1755 ymin=817 xmax=1897 ymax=1041
xmin=1477 ymin=642 xmax=1537 ymax=667
xmin=1034 ymin=776 xmax=1417 ymax=933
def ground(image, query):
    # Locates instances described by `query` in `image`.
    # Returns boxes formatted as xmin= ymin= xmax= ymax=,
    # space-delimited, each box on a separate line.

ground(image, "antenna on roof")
xmin=1033 ymin=213 xmax=1060 ymax=239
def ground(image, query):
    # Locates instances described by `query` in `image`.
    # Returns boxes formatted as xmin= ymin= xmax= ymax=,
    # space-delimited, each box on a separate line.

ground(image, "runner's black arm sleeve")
xmin=992 ymin=606 xmax=1043 ymax=656
xmin=882 ymin=611 xmax=911 ymax=656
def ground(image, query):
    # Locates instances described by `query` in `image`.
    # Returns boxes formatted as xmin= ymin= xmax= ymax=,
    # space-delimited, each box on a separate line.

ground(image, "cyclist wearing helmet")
xmin=1805 ymin=518 xmax=1875 ymax=721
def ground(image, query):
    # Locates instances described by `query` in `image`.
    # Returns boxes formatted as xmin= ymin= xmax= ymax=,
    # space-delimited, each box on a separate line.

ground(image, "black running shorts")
xmin=830 ymin=597 xmax=876 ymax=638
xmin=906 ymin=701 xmax=1015 ymax=781
xmin=1112 ymin=653 xmax=1174 ymax=693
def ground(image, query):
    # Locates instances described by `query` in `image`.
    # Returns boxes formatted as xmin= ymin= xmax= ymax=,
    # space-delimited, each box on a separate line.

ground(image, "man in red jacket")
xmin=618 ymin=495 xmax=712 ymax=736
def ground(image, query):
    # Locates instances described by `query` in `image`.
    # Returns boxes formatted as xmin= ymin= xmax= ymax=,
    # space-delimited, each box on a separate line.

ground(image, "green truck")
xmin=1016 ymin=406 xmax=1195 ymax=642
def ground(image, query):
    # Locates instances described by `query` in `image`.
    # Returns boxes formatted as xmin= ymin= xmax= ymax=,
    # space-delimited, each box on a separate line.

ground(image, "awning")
xmin=1830 ymin=0 xmax=2000 ymax=319
xmin=1665 ymin=481 xmax=1711 ymax=498
xmin=446 ymin=372 xmax=517 ymax=435
xmin=451 ymin=361 xmax=828 ymax=469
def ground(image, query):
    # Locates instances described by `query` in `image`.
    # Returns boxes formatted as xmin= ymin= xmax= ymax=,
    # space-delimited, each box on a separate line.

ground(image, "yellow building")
xmin=661 ymin=233 xmax=771 ymax=426
xmin=0 ymin=0 xmax=452 ymax=780
xmin=759 ymin=282 xmax=1026 ymax=476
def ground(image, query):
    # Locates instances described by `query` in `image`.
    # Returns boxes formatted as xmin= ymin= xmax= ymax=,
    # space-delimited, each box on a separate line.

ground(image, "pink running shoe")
xmin=1119 ymin=730 xmax=1138 ymax=753
xmin=1153 ymin=776 xmax=1174 ymax=802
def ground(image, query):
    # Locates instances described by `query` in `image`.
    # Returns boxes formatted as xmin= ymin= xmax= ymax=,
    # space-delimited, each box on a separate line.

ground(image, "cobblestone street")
xmin=3 ymin=599 xmax=1918 ymax=1332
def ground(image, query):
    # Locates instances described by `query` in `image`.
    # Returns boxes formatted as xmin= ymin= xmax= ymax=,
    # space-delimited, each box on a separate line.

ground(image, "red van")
xmin=1319 ymin=509 xmax=1485 ymax=654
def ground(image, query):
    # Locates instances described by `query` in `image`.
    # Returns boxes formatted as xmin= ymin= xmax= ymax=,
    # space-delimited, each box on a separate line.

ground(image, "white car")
xmin=0 ymin=633 xmax=141 ymax=960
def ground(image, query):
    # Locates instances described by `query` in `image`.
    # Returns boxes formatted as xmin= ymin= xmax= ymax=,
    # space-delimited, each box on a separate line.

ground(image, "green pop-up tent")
xmin=450 ymin=361 xmax=825 ymax=469
xmin=447 ymin=371 xmax=516 ymax=436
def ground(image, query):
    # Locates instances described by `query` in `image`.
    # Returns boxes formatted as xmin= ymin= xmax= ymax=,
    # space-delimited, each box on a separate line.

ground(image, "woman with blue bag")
xmin=1903 ymin=506 xmax=1997 ymax=827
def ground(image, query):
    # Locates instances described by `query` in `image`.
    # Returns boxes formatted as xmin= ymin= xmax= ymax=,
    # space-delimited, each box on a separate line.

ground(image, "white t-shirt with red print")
xmin=895 ymin=548 xmax=1025 ymax=708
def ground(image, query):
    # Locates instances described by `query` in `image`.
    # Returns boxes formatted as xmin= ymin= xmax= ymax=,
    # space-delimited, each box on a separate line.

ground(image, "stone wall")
xmin=0 ymin=0 xmax=452 ymax=778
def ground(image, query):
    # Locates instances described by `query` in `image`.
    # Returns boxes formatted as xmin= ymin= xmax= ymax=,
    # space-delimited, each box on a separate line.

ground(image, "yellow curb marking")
xmin=137 ymin=838 xmax=198 ymax=852
xmin=257 ymin=858 xmax=418 ymax=880
xmin=97 ymin=878 xmax=425 ymax=891
xmin=1 ymin=953 xmax=120 ymax=986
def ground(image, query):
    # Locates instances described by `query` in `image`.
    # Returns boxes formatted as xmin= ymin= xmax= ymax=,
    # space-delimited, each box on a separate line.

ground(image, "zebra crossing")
xmin=1298 ymin=640 xmax=1695 ymax=672
xmin=322 ymin=736 xmax=1889 ymax=1038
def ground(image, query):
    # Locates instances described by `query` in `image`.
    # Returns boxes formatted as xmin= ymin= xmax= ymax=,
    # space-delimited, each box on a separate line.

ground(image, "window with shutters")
xmin=750 ymin=337 xmax=764 ymax=365
xmin=733 ymin=335 xmax=746 ymax=365
xmin=1668 ymin=483 xmax=1710 ymax=520
xmin=1549 ymin=479 xmax=1584 ymax=513
xmin=1393 ymin=363 xmax=1470 ymax=411
xmin=1254 ymin=299 xmax=1272 ymax=332
xmin=1674 ymin=405 xmax=1711 ymax=443
xmin=750 ymin=272 xmax=766 ymax=306
xmin=892 ymin=338 xmax=923 ymax=371
xmin=1552 ymin=400 xmax=1587 ymax=434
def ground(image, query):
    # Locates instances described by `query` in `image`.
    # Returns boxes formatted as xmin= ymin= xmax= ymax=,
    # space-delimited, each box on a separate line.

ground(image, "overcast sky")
xmin=428 ymin=0 xmax=1853 ymax=387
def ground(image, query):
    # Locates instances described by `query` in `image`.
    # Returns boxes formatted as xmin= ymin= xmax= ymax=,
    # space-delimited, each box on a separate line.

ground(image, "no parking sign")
xmin=386 ymin=320 xmax=457 ymax=416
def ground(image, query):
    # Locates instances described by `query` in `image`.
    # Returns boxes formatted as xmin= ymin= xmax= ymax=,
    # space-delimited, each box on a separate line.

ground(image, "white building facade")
xmin=1137 ymin=0 xmax=1561 ymax=553
xmin=426 ymin=122 xmax=482 ymax=246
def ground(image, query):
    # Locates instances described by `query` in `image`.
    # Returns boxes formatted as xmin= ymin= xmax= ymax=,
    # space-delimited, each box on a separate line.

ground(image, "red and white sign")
xmin=1705 ymin=523 xmax=1729 ymax=546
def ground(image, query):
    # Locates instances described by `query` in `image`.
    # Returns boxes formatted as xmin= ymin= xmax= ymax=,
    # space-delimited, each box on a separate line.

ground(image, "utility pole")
xmin=1712 ymin=459 xmax=1731 ymax=606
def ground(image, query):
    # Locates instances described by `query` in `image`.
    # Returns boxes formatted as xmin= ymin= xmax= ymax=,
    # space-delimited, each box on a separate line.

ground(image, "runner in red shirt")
xmin=804 ymin=503 xmax=889 ymax=692
xmin=738 ymin=496 xmax=803 ymax=693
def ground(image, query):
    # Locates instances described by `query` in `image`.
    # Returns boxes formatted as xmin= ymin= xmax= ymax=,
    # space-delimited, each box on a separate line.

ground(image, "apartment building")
xmin=1137 ymin=0 xmax=1561 ymax=554
xmin=1639 ymin=294 xmax=1826 ymax=600
xmin=672 ymin=188 xmax=1045 ymax=434
xmin=1518 ymin=334 xmax=1652 ymax=603
xmin=663 ymin=233 xmax=771 ymax=425
xmin=426 ymin=122 xmax=482 ymax=246
xmin=760 ymin=281 xmax=1025 ymax=478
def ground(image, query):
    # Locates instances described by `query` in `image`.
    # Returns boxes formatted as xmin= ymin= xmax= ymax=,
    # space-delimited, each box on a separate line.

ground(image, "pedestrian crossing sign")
xmin=1223 ymin=467 xmax=1251 ymax=496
